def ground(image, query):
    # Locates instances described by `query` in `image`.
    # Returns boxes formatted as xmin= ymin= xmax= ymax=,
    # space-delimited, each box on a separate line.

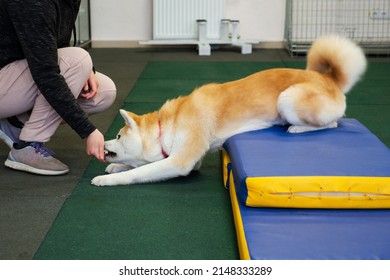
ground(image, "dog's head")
xmin=104 ymin=109 xmax=149 ymax=167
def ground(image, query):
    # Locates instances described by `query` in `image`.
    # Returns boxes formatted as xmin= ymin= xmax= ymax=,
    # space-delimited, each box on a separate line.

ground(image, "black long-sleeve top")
xmin=0 ymin=0 xmax=96 ymax=139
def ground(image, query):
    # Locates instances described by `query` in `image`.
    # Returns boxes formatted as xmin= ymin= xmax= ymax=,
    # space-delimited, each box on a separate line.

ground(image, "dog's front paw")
xmin=105 ymin=163 xmax=131 ymax=174
xmin=91 ymin=175 xmax=115 ymax=187
xmin=91 ymin=172 xmax=132 ymax=186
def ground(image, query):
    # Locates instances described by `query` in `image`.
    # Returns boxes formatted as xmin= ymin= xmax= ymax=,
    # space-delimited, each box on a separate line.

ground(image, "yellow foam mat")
xmin=222 ymin=150 xmax=390 ymax=209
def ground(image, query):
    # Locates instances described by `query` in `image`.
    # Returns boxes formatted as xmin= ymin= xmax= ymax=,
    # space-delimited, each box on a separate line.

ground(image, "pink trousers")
xmin=0 ymin=47 xmax=116 ymax=142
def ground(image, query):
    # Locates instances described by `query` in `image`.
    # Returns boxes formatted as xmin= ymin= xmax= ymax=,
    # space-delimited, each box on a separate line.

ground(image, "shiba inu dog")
xmin=91 ymin=35 xmax=366 ymax=186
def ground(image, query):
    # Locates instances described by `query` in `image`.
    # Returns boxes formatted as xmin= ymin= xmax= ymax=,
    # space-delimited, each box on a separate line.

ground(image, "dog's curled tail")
xmin=306 ymin=35 xmax=367 ymax=94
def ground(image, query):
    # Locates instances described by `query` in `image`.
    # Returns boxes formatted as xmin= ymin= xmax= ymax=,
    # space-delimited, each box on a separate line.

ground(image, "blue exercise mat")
xmin=223 ymin=118 xmax=390 ymax=208
xmin=236 ymin=198 xmax=390 ymax=259
xmin=222 ymin=118 xmax=390 ymax=259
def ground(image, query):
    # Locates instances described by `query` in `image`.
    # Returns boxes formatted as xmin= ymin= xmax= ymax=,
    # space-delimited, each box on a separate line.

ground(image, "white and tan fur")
xmin=91 ymin=35 xmax=367 ymax=186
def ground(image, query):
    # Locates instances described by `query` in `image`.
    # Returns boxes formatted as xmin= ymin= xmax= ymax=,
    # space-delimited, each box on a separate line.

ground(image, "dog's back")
xmin=159 ymin=35 xmax=366 ymax=141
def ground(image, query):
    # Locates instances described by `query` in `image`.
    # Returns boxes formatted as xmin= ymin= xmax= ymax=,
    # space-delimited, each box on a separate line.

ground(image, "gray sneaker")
xmin=0 ymin=118 xmax=21 ymax=148
xmin=5 ymin=142 xmax=69 ymax=175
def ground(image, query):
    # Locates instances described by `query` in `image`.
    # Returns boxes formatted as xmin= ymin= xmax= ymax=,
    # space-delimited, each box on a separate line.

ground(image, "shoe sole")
xmin=0 ymin=132 xmax=13 ymax=149
xmin=5 ymin=159 xmax=69 ymax=176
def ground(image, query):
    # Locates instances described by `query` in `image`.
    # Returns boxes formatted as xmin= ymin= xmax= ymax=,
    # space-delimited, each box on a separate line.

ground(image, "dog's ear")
xmin=120 ymin=109 xmax=139 ymax=131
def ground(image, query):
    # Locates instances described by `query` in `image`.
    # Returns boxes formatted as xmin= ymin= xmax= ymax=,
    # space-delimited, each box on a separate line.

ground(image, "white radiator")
xmin=153 ymin=0 xmax=225 ymax=40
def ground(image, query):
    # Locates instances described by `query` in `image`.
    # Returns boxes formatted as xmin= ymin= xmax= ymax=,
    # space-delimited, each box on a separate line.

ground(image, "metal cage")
xmin=284 ymin=0 xmax=390 ymax=56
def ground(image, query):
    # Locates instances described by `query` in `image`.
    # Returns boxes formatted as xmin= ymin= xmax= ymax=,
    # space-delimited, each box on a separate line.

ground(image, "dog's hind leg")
xmin=286 ymin=121 xmax=338 ymax=133
xmin=277 ymin=83 xmax=346 ymax=133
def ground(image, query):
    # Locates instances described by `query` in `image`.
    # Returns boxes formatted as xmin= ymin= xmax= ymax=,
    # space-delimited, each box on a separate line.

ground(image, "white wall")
xmin=225 ymin=0 xmax=285 ymax=42
xmin=90 ymin=0 xmax=286 ymax=46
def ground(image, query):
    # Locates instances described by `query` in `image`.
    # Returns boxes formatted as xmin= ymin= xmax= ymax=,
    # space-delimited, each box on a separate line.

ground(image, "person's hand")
xmin=86 ymin=129 xmax=105 ymax=162
xmin=80 ymin=71 xmax=99 ymax=99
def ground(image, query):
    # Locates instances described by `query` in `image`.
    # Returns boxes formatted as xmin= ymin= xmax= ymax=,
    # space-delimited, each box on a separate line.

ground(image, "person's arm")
xmin=8 ymin=0 xmax=96 ymax=139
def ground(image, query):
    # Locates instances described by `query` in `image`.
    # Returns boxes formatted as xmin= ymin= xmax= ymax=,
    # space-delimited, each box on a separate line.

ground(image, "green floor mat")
xmin=34 ymin=152 xmax=237 ymax=260
xmin=34 ymin=61 xmax=390 ymax=260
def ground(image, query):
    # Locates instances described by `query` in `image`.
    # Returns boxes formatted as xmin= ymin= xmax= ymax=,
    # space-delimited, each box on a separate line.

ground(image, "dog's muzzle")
xmin=104 ymin=149 xmax=117 ymax=158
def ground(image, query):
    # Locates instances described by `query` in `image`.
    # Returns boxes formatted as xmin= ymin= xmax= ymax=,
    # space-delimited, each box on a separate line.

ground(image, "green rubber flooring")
xmin=33 ymin=60 xmax=390 ymax=260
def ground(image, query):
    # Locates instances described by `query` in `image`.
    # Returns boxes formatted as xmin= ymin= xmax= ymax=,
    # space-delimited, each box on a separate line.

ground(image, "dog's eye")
xmin=117 ymin=134 xmax=121 ymax=140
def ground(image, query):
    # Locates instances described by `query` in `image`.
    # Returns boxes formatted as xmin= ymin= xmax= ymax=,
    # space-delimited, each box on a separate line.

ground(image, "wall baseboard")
xmin=91 ymin=40 xmax=285 ymax=49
